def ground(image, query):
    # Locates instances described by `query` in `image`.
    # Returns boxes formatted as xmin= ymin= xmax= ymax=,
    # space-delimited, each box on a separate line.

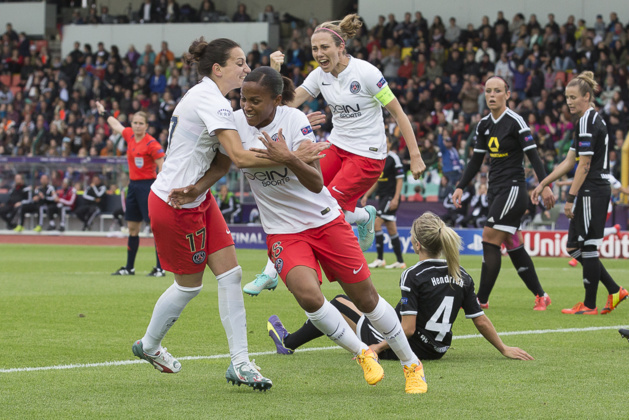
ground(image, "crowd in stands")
xmin=1 ymin=8 xmax=628 ymax=229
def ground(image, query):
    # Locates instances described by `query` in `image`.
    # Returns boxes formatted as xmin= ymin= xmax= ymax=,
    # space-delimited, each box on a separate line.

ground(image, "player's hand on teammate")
xmin=501 ymin=346 xmax=534 ymax=361
xmin=251 ymin=128 xmax=294 ymax=164
xmin=451 ymin=188 xmax=463 ymax=209
xmin=409 ymin=156 xmax=426 ymax=180
xmin=306 ymin=111 xmax=326 ymax=131
xmin=168 ymin=185 xmax=200 ymax=209
xmin=293 ymin=138 xmax=331 ymax=164
xmin=270 ymin=51 xmax=284 ymax=72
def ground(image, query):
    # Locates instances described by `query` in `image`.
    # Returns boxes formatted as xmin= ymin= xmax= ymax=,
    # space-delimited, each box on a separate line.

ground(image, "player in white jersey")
xmin=246 ymin=13 xmax=426 ymax=295
xmin=169 ymin=67 xmax=428 ymax=394
xmin=132 ymin=37 xmax=284 ymax=390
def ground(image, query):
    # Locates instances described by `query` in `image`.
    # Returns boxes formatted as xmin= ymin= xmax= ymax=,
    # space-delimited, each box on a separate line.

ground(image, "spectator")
xmin=0 ymin=173 xmax=26 ymax=229
xmin=232 ymin=3 xmax=251 ymax=22
xmin=215 ymin=184 xmax=242 ymax=224
xmin=138 ymin=0 xmax=159 ymax=23
xmin=75 ymin=175 xmax=107 ymax=231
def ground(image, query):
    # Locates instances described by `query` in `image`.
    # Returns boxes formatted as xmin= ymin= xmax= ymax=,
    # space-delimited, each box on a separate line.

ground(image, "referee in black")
xmin=452 ymin=76 xmax=555 ymax=311
xmin=532 ymin=71 xmax=627 ymax=315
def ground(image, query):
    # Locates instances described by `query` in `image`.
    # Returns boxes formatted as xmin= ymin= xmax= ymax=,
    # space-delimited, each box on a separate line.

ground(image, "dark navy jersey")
xmin=474 ymin=108 xmax=536 ymax=187
xmin=375 ymin=151 xmax=404 ymax=197
xmin=397 ymin=259 xmax=484 ymax=353
xmin=570 ymin=108 xmax=611 ymax=194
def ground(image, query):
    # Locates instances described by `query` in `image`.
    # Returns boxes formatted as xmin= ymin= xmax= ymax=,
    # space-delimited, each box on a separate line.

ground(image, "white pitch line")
xmin=1 ymin=325 xmax=626 ymax=374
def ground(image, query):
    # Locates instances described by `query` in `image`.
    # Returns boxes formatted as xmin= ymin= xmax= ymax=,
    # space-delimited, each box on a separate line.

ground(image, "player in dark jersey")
xmin=97 ymin=101 xmax=166 ymax=277
xmin=532 ymin=71 xmax=627 ymax=315
xmin=362 ymin=136 xmax=407 ymax=269
xmin=266 ymin=212 xmax=533 ymax=361
xmin=452 ymin=76 xmax=555 ymax=311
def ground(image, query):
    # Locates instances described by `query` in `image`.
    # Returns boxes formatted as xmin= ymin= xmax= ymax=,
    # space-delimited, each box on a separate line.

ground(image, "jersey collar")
xmin=490 ymin=108 xmax=509 ymax=124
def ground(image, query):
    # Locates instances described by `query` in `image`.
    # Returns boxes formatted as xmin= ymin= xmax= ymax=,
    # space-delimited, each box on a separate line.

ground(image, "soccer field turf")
xmin=1 ymin=243 xmax=627 ymax=419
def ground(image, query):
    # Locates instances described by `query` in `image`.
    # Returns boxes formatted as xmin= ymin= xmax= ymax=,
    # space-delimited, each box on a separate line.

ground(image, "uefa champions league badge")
xmin=350 ymin=81 xmax=361 ymax=94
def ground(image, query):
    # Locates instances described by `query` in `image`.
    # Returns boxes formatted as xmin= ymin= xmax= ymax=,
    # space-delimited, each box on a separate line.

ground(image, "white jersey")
xmin=301 ymin=56 xmax=390 ymax=160
xmin=233 ymin=106 xmax=340 ymax=234
xmin=151 ymin=77 xmax=236 ymax=208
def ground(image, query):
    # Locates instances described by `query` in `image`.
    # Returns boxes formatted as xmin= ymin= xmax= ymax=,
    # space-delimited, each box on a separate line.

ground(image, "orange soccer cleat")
xmin=561 ymin=302 xmax=598 ymax=315
xmin=601 ymin=287 xmax=628 ymax=315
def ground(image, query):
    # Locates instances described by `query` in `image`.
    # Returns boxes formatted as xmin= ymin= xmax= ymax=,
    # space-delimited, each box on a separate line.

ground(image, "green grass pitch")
xmin=0 ymin=243 xmax=627 ymax=419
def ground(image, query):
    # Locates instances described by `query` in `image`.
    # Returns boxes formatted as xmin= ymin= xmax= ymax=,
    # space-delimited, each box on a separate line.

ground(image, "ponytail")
xmin=567 ymin=70 xmax=599 ymax=107
xmin=411 ymin=212 xmax=462 ymax=280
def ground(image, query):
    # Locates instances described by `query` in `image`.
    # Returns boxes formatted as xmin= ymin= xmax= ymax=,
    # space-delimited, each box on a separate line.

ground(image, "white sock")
xmin=364 ymin=295 xmax=419 ymax=367
xmin=604 ymin=226 xmax=618 ymax=237
xmin=263 ymin=258 xmax=277 ymax=278
xmin=306 ymin=299 xmax=368 ymax=356
xmin=141 ymin=281 xmax=202 ymax=354
xmin=217 ymin=265 xmax=249 ymax=366
xmin=344 ymin=207 xmax=369 ymax=225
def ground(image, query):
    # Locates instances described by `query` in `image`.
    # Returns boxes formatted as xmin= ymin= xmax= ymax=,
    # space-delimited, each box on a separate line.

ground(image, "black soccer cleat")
xmin=619 ymin=329 xmax=629 ymax=342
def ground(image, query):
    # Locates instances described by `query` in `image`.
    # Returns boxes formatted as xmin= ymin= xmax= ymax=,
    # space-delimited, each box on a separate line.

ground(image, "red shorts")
xmin=266 ymin=213 xmax=371 ymax=284
xmin=320 ymin=144 xmax=385 ymax=212
xmin=149 ymin=191 xmax=234 ymax=275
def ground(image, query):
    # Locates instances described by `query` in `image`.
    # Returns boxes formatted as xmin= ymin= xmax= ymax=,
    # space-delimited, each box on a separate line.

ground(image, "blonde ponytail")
xmin=411 ymin=212 xmax=462 ymax=280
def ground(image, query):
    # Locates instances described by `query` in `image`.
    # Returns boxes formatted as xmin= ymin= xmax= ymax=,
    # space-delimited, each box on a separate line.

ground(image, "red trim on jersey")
xmin=122 ymin=127 xmax=165 ymax=181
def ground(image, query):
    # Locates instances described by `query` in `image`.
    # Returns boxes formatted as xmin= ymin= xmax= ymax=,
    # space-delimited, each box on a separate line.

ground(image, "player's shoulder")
xmin=504 ymin=108 xmax=529 ymax=131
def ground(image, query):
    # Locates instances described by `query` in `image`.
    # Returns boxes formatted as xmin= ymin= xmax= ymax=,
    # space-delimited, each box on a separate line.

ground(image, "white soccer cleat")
xmin=132 ymin=340 xmax=181 ymax=373
xmin=368 ymin=259 xmax=386 ymax=268
xmin=385 ymin=261 xmax=407 ymax=269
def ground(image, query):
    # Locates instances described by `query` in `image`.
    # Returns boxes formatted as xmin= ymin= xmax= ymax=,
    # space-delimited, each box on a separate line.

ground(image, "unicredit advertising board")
xmin=227 ymin=225 xmax=629 ymax=258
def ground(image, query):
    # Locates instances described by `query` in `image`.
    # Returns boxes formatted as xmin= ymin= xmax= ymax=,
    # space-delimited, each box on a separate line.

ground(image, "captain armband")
xmin=374 ymin=85 xmax=395 ymax=107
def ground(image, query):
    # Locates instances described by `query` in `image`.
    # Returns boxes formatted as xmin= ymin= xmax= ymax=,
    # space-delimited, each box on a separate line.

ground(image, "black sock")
xmin=390 ymin=233 xmax=403 ymax=263
xmin=599 ymin=262 xmax=620 ymax=295
xmin=569 ymin=249 xmax=619 ymax=295
xmin=581 ymin=247 xmax=601 ymax=309
xmin=477 ymin=242 xmax=502 ymax=304
xmin=375 ymin=231 xmax=384 ymax=260
xmin=283 ymin=320 xmax=324 ymax=350
xmin=283 ymin=295 xmax=358 ymax=350
xmin=126 ymin=235 xmax=140 ymax=270
xmin=155 ymin=248 xmax=162 ymax=270
xmin=507 ymin=245 xmax=544 ymax=296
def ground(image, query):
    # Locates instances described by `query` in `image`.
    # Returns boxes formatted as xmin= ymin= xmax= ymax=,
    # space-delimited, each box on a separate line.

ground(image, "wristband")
xmin=99 ymin=110 xmax=111 ymax=118
xmin=566 ymin=193 xmax=576 ymax=203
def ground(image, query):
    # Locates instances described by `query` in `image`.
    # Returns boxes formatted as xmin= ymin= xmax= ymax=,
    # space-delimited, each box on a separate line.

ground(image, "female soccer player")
xmin=169 ymin=67 xmax=428 ymax=394
xmin=96 ymin=101 xmax=165 ymax=277
xmin=131 ymin=38 xmax=308 ymax=391
xmin=245 ymin=13 xmax=426 ymax=295
xmin=452 ymin=76 xmax=555 ymax=311
xmin=267 ymin=212 xmax=533 ymax=362
xmin=531 ymin=71 xmax=627 ymax=315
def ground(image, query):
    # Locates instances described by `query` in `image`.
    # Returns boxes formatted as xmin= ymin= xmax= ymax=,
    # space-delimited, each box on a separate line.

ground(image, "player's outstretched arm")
xmin=472 ymin=315 xmax=534 ymax=360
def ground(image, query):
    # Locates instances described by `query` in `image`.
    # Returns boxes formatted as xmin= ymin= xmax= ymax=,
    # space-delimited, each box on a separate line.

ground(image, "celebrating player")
xmin=531 ymin=71 xmax=627 ymax=315
xmin=267 ymin=212 xmax=533 ymax=361
xmin=97 ymin=102 xmax=166 ymax=277
xmin=452 ymin=76 xmax=554 ymax=311
xmin=133 ymin=37 xmax=280 ymax=390
xmin=244 ymin=13 xmax=426 ymax=296
xmin=169 ymin=67 xmax=428 ymax=394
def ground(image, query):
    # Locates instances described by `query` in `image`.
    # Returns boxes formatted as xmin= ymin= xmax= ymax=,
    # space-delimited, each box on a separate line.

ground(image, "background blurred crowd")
xmin=1 ymin=6 xmax=628 ymax=227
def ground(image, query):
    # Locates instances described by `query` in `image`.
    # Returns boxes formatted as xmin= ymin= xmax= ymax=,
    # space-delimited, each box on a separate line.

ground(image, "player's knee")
xmin=294 ymin=292 xmax=325 ymax=313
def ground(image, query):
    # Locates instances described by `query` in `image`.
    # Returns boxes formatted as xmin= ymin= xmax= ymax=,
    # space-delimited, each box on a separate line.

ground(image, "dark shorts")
xmin=567 ymin=191 xmax=610 ymax=249
xmin=356 ymin=315 xmax=445 ymax=361
xmin=486 ymin=183 xmax=528 ymax=234
xmin=376 ymin=195 xmax=398 ymax=222
xmin=125 ymin=179 xmax=154 ymax=223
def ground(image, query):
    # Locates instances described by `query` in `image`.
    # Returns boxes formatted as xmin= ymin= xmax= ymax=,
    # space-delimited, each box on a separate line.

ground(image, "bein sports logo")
xmin=242 ymin=168 xmax=291 ymax=187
